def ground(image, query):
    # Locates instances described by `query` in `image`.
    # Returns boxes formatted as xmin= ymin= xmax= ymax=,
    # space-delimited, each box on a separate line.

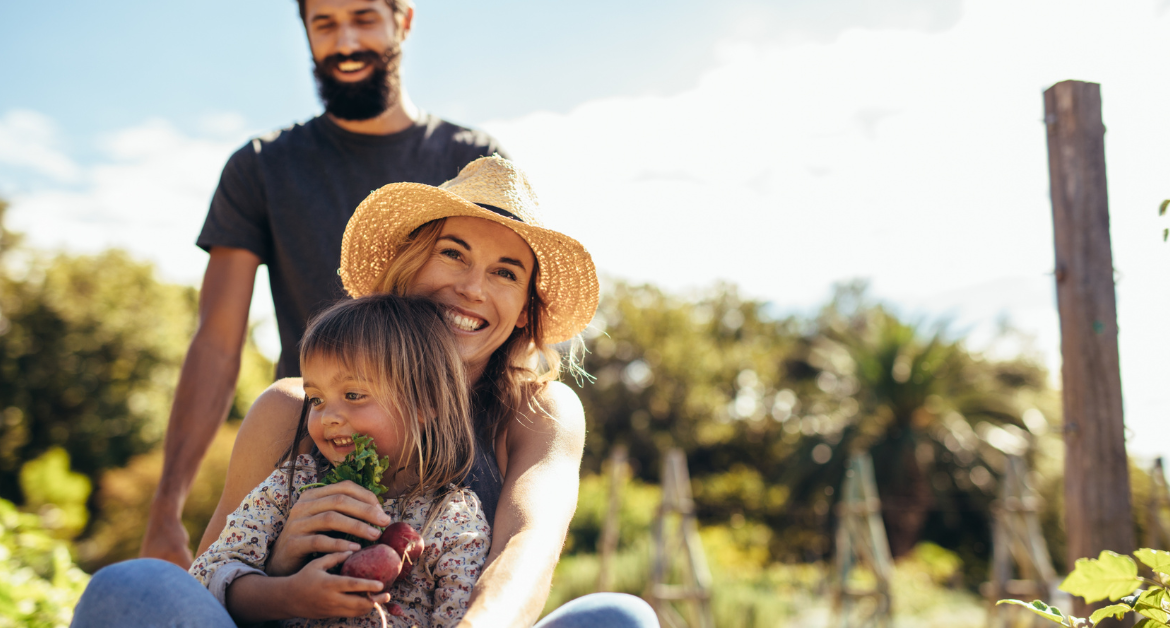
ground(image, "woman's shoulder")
xmin=256 ymin=377 xmax=305 ymax=410
xmin=523 ymin=380 xmax=585 ymax=425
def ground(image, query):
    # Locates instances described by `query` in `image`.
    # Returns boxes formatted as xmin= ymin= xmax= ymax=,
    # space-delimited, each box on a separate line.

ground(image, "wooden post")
xmin=1145 ymin=458 xmax=1170 ymax=550
xmin=833 ymin=452 xmax=893 ymax=628
xmin=1044 ymin=80 xmax=1134 ymax=618
xmin=983 ymin=456 xmax=1061 ymax=628
xmin=647 ymin=449 xmax=715 ymax=628
xmin=597 ymin=445 xmax=628 ymax=592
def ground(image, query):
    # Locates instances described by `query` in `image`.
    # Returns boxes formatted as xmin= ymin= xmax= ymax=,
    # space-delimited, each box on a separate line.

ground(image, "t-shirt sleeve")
xmin=429 ymin=491 xmax=492 ymax=628
xmin=196 ymin=141 xmax=272 ymax=262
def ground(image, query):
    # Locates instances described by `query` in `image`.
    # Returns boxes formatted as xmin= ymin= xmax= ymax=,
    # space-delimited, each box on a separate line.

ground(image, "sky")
xmin=0 ymin=0 xmax=1167 ymax=461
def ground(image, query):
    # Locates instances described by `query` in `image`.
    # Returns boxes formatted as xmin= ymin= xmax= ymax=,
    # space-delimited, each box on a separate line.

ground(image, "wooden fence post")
xmin=597 ymin=445 xmax=628 ymax=592
xmin=1145 ymin=458 xmax=1170 ymax=550
xmin=647 ymin=449 xmax=715 ymax=628
xmin=833 ymin=452 xmax=893 ymax=628
xmin=1043 ymin=80 xmax=1134 ymax=618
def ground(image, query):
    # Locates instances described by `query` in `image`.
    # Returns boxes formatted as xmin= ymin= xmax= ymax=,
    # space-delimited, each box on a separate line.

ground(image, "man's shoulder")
xmin=419 ymin=113 xmax=505 ymax=157
xmin=242 ymin=117 xmax=323 ymax=156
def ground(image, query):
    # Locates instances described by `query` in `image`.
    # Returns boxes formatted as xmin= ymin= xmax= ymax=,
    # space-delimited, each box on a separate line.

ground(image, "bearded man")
xmin=140 ymin=0 xmax=505 ymax=567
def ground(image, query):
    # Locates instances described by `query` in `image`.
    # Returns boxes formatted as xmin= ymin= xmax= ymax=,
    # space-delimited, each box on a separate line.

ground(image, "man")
xmin=140 ymin=0 xmax=504 ymax=567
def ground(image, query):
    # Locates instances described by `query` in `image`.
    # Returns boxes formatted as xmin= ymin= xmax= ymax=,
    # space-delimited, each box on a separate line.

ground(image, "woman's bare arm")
xmin=457 ymin=381 xmax=586 ymax=628
xmin=196 ymin=378 xmax=305 ymax=556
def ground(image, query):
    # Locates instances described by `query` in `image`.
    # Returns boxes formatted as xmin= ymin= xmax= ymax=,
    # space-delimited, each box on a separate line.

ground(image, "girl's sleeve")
xmin=188 ymin=467 xmax=297 ymax=605
xmin=429 ymin=492 xmax=493 ymax=628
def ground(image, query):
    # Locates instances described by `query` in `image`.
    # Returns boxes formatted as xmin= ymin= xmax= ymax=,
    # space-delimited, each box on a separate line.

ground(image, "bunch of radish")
xmin=300 ymin=436 xmax=425 ymax=625
xmin=340 ymin=522 xmax=424 ymax=625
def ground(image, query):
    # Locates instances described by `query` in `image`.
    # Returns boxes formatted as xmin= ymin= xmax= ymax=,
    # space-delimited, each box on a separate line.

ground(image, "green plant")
xmin=1161 ymin=199 xmax=1168 ymax=242
xmin=0 ymin=497 xmax=90 ymax=627
xmin=300 ymin=434 xmax=390 ymax=501
xmin=999 ymin=548 xmax=1170 ymax=627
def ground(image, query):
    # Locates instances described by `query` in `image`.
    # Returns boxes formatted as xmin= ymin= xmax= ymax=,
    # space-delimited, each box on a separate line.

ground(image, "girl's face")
xmin=407 ymin=217 xmax=536 ymax=382
xmin=303 ymin=354 xmax=407 ymax=468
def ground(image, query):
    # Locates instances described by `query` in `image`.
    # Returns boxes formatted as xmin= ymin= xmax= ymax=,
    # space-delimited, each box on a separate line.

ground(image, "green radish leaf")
xmin=1090 ymin=603 xmax=1133 ymax=624
xmin=996 ymin=600 xmax=1073 ymax=626
xmin=1060 ymin=551 xmax=1142 ymax=602
xmin=1135 ymin=588 xmax=1170 ymax=625
xmin=1137 ymin=550 xmax=1170 ymax=574
xmin=1133 ymin=618 xmax=1170 ymax=628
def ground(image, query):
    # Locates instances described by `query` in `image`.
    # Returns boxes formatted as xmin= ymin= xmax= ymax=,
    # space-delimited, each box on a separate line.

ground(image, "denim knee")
xmin=536 ymin=592 xmax=660 ymax=628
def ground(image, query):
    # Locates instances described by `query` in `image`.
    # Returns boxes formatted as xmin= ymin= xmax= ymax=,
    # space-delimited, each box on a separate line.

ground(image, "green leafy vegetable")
xmin=300 ymin=434 xmax=390 ymax=502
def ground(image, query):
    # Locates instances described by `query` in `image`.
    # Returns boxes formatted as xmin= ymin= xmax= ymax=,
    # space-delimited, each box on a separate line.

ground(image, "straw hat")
xmin=340 ymin=155 xmax=599 ymax=344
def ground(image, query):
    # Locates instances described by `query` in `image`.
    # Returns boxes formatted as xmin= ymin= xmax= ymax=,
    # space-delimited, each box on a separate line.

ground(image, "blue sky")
xmin=0 ymin=0 xmax=963 ymax=140
xmin=1 ymin=0 xmax=1168 ymax=462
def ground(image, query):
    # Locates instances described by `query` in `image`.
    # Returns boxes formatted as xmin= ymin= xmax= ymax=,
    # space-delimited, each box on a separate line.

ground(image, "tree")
xmin=574 ymin=279 xmax=1056 ymax=570
xmin=0 ymin=201 xmax=272 ymax=525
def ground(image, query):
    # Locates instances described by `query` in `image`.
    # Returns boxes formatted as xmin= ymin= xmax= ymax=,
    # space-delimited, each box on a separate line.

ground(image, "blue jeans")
xmin=72 ymin=559 xmax=235 ymax=627
xmin=72 ymin=558 xmax=659 ymax=628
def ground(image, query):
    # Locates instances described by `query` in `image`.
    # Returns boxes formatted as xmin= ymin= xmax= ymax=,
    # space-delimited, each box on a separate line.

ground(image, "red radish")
xmin=341 ymin=544 xmax=402 ymax=591
xmin=378 ymin=522 xmax=424 ymax=581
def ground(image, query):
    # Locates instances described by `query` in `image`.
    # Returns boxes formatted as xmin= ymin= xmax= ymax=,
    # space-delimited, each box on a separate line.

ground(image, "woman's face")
xmin=407 ymin=217 xmax=536 ymax=381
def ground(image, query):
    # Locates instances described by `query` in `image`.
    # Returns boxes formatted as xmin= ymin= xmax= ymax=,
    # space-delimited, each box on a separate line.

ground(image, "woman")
xmin=74 ymin=156 xmax=658 ymax=628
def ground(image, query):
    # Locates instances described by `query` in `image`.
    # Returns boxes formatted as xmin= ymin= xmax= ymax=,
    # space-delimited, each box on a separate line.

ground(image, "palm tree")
xmin=781 ymin=282 xmax=1050 ymax=559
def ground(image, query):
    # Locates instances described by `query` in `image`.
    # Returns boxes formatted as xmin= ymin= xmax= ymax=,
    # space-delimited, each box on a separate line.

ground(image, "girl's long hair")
xmin=278 ymin=294 xmax=475 ymax=507
xmin=372 ymin=219 xmax=584 ymax=444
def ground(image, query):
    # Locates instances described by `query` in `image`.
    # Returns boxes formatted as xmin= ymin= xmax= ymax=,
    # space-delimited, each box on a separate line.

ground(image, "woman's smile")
xmin=408 ymin=217 xmax=535 ymax=381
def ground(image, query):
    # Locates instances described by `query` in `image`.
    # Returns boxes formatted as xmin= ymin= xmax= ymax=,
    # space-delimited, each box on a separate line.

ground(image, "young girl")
xmin=190 ymin=294 xmax=491 ymax=627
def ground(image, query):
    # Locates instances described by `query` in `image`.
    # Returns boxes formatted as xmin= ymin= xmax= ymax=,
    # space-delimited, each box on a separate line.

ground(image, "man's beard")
xmin=312 ymin=44 xmax=402 ymax=121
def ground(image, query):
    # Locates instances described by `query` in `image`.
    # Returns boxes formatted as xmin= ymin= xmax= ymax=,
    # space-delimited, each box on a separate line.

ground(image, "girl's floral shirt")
xmin=189 ymin=454 xmax=491 ymax=628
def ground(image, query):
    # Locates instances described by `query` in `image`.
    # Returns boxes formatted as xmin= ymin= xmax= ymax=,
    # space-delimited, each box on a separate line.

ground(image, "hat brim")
xmin=340 ymin=182 xmax=599 ymax=344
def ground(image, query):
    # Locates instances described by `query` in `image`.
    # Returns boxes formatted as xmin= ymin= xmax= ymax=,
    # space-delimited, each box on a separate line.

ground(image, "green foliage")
xmin=301 ymin=434 xmax=389 ymax=502
xmin=576 ymin=279 xmax=1053 ymax=569
xmin=562 ymin=469 xmax=660 ymax=555
xmin=0 ymin=247 xmax=197 ymax=502
xmin=1000 ymin=548 xmax=1170 ymax=628
xmin=1160 ymin=199 xmax=1168 ymax=242
xmin=0 ymin=497 xmax=90 ymax=627
xmin=18 ymin=448 xmax=91 ymax=540
xmin=77 ymin=423 xmax=239 ymax=571
xmin=1061 ymin=551 xmax=1141 ymax=603
xmin=0 ymin=206 xmax=273 ymax=567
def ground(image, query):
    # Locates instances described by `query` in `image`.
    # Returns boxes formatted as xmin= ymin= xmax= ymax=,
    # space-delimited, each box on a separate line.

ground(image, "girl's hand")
xmin=267 ymin=480 xmax=392 ymax=577
xmin=285 ymin=551 xmax=392 ymax=619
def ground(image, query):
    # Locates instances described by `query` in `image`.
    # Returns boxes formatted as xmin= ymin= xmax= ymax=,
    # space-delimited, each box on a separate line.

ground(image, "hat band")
xmin=476 ymin=203 xmax=523 ymax=223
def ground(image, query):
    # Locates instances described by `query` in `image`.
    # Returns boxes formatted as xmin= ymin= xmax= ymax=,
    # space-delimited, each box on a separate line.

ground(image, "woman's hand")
xmin=266 ymin=481 xmax=392 ymax=577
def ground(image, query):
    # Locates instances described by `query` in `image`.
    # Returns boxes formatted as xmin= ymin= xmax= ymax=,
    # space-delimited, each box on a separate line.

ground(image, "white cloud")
xmin=1 ymin=114 xmax=283 ymax=359
xmin=484 ymin=0 xmax=1170 ymax=459
xmin=1 ymin=0 xmax=1166 ymax=458
xmin=0 ymin=109 xmax=81 ymax=183
xmin=7 ymin=118 xmax=240 ymax=282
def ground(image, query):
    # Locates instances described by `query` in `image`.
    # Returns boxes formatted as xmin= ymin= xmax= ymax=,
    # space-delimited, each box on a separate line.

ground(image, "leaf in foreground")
xmin=1135 ymin=588 xmax=1170 ymax=625
xmin=1060 ymin=551 xmax=1142 ymax=603
xmin=996 ymin=599 xmax=1074 ymax=626
xmin=1089 ymin=603 xmax=1133 ymax=624
xmin=1136 ymin=549 xmax=1170 ymax=576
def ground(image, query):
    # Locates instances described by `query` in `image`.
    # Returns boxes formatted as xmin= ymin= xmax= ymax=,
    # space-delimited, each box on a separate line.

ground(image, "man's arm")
xmin=457 ymin=381 xmax=586 ymax=628
xmin=140 ymin=246 xmax=260 ymax=567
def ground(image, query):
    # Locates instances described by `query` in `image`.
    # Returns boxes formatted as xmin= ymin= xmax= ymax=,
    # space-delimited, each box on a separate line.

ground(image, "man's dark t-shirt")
xmin=197 ymin=113 xmax=506 ymax=378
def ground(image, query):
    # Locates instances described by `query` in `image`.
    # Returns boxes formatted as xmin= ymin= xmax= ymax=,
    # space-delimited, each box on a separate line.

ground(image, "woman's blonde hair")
xmin=280 ymin=294 xmax=475 ymax=505
xmin=373 ymin=218 xmax=583 ymax=443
